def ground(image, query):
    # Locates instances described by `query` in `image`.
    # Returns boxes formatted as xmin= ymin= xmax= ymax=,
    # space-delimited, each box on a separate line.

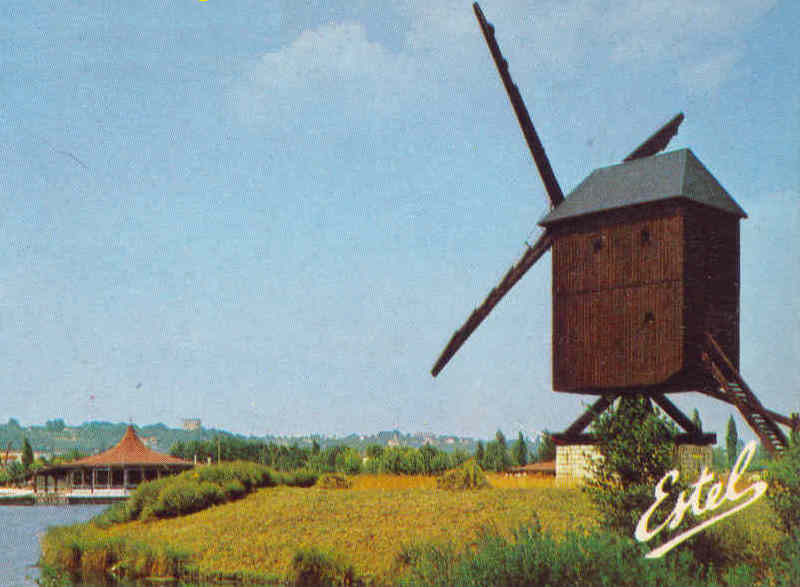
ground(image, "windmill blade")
xmin=473 ymin=3 xmax=564 ymax=208
xmin=431 ymin=231 xmax=552 ymax=376
xmin=624 ymin=113 xmax=685 ymax=161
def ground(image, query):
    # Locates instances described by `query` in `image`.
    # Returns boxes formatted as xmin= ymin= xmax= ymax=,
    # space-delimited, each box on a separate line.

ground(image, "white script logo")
xmin=635 ymin=440 xmax=767 ymax=559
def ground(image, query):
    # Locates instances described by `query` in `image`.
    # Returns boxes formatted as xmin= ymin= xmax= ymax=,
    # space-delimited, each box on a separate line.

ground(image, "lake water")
xmin=1 ymin=504 xmax=108 ymax=586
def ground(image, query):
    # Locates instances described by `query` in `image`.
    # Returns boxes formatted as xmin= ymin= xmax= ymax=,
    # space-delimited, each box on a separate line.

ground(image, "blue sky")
xmin=1 ymin=0 xmax=797 ymax=440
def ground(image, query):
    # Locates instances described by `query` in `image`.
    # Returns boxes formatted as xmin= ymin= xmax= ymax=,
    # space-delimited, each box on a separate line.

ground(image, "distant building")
xmin=182 ymin=418 xmax=202 ymax=431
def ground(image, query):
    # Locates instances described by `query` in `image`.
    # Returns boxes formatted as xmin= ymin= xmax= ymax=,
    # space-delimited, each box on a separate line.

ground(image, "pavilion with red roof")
xmin=33 ymin=425 xmax=193 ymax=497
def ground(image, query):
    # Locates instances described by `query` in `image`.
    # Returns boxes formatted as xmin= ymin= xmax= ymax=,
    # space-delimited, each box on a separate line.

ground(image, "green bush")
xmin=95 ymin=461 xmax=288 ymax=525
xmin=771 ymin=529 xmax=800 ymax=586
xmin=194 ymin=461 xmax=277 ymax=490
xmin=92 ymin=501 xmax=132 ymax=528
xmin=764 ymin=441 xmax=800 ymax=533
xmin=281 ymin=469 xmax=319 ymax=487
xmin=316 ymin=473 xmax=352 ymax=489
xmin=221 ymin=479 xmax=247 ymax=500
xmin=150 ymin=479 xmax=225 ymax=518
xmin=289 ymin=547 xmax=361 ymax=586
xmin=125 ymin=477 xmax=172 ymax=521
xmin=398 ymin=524 xmax=710 ymax=586
xmin=585 ymin=397 xmax=677 ymax=534
xmin=436 ymin=460 xmax=488 ymax=490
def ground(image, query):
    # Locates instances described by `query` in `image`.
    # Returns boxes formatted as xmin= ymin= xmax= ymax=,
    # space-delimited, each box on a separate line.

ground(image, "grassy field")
xmin=45 ymin=474 xmax=593 ymax=583
xmin=41 ymin=471 xmax=790 ymax=584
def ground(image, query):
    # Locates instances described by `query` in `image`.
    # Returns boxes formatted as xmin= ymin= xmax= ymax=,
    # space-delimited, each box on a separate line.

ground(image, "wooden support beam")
xmin=561 ymin=394 xmax=618 ymax=437
xmin=652 ymin=394 xmax=700 ymax=434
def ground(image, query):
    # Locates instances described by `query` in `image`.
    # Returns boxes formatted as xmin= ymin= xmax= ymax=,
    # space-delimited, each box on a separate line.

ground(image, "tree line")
xmin=169 ymin=430 xmax=552 ymax=475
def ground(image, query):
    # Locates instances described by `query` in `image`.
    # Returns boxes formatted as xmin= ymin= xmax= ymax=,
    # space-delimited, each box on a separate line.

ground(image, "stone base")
xmin=555 ymin=443 xmax=714 ymax=484
xmin=555 ymin=444 xmax=601 ymax=483
xmin=673 ymin=444 xmax=713 ymax=479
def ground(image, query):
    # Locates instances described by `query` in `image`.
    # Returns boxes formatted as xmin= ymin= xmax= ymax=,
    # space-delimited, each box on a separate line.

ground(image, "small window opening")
xmin=640 ymin=228 xmax=651 ymax=245
xmin=591 ymin=235 xmax=604 ymax=253
xmin=643 ymin=311 xmax=655 ymax=326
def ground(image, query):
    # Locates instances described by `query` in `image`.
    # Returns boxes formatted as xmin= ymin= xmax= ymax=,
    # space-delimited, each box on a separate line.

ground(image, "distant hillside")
xmin=0 ymin=418 xmax=537 ymax=459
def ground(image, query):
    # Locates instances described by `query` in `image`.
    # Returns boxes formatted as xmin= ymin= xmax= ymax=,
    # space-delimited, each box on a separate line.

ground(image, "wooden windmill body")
xmin=432 ymin=3 xmax=797 ymax=459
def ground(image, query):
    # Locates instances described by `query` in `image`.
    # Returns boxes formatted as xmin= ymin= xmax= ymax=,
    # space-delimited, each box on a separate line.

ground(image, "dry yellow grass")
xmin=100 ymin=480 xmax=594 ymax=582
xmin=486 ymin=472 xmax=569 ymax=489
xmin=350 ymin=474 xmax=438 ymax=490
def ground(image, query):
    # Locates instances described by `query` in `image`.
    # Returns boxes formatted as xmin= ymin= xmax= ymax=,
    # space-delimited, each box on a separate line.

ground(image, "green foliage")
xmin=40 ymin=524 xmax=190 ymax=582
xmin=585 ymin=397 xmax=676 ymax=534
xmin=436 ymin=460 xmax=489 ymax=490
xmin=482 ymin=430 xmax=511 ymax=472
xmin=317 ymin=473 xmax=353 ymax=489
xmin=279 ymin=469 xmax=320 ymax=487
xmin=289 ymin=547 xmax=360 ymax=586
xmin=22 ymin=437 xmax=34 ymax=469
xmin=771 ymin=530 xmax=800 ymax=586
xmin=764 ymin=440 xmax=800 ymax=533
xmin=726 ymin=415 xmax=739 ymax=470
xmin=335 ymin=447 xmax=362 ymax=475
xmin=45 ymin=419 xmax=66 ymax=433
xmin=512 ymin=431 xmax=528 ymax=466
xmin=92 ymin=461 xmax=312 ymax=525
xmin=692 ymin=408 xmax=703 ymax=431
xmin=536 ymin=431 xmax=556 ymax=462
xmin=474 ymin=440 xmax=484 ymax=464
xmin=362 ymin=445 xmax=464 ymax=476
xmin=398 ymin=523 xmax=709 ymax=586
xmin=151 ymin=479 xmax=225 ymax=518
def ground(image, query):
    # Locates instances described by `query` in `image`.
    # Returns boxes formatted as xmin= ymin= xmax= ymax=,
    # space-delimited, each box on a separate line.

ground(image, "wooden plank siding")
xmin=683 ymin=205 xmax=740 ymax=380
xmin=551 ymin=201 xmax=741 ymax=393
xmin=552 ymin=204 xmax=686 ymax=391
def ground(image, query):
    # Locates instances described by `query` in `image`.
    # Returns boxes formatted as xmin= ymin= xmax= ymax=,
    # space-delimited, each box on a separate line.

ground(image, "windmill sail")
xmin=431 ymin=231 xmax=552 ymax=376
xmin=624 ymin=113 xmax=685 ymax=162
xmin=431 ymin=5 xmax=564 ymax=377
xmin=473 ymin=2 xmax=564 ymax=208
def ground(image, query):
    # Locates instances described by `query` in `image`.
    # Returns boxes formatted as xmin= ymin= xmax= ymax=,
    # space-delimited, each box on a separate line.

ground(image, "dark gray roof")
xmin=539 ymin=149 xmax=747 ymax=226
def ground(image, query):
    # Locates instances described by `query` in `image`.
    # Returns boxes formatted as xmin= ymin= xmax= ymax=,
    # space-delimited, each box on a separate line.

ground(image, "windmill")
xmin=431 ymin=3 xmax=797 ymax=463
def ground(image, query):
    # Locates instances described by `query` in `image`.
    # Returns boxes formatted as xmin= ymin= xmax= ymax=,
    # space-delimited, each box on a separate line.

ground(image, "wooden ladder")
xmin=701 ymin=332 xmax=790 ymax=456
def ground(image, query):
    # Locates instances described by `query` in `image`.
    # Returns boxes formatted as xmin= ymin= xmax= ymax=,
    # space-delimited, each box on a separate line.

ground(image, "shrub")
xmin=92 ymin=501 xmax=131 ymax=528
xmin=316 ymin=473 xmax=352 ymax=489
xmin=584 ymin=397 xmax=677 ymax=534
xmin=221 ymin=479 xmax=247 ymax=500
xmin=436 ymin=460 xmax=488 ymax=490
xmin=764 ymin=441 xmax=800 ymax=533
xmin=398 ymin=524 xmax=710 ymax=586
xmin=125 ymin=477 xmax=172 ymax=521
xmin=289 ymin=547 xmax=360 ymax=586
xmin=281 ymin=469 xmax=319 ymax=487
xmin=150 ymin=479 xmax=225 ymax=518
xmin=771 ymin=529 xmax=800 ymax=586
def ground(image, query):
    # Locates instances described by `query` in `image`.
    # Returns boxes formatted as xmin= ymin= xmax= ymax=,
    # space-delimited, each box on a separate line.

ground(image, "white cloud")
xmin=232 ymin=0 xmax=777 ymax=129
xmin=232 ymin=21 xmax=419 ymax=130
xmin=679 ymin=49 xmax=744 ymax=95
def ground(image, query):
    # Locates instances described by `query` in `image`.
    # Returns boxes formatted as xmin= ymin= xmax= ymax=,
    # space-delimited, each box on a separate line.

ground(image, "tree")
xmin=484 ymin=431 xmax=511 ymax=472
xmin=21 ymin=437 xmax=34 ymax=469
xmin=691 ymin=408 xmax=702 ymax=432
xmin=45 ymin=419 xmax=65 ymax=433
xmin=537 ymin=432 xmax=556 ymax=462
xmin=726 ymin=415 xmax=738 ymax=470
xmin=764 ymin=441 xmax=800 ymax=533
xmin=475 ymin=441 xmax=485 ymax=466
xmin=585 ymin=397 xmax=676 ymax=534
xmin=512 ymin=431 xmax=528 ymax=466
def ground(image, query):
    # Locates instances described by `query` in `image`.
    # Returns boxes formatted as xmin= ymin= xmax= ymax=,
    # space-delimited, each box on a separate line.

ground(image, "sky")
xmin=1 ymin=0 xmax=798 ymax=441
